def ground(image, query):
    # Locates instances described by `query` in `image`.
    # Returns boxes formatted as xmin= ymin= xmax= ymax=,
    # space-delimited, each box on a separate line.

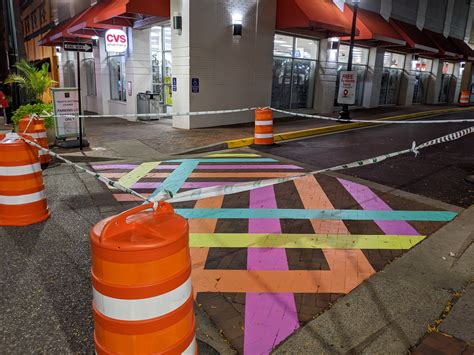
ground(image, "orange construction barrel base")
xmin=0 ymin=201 xmax=50 ymax=226
xmin=93 ymin=301 xmax=196 ymax=355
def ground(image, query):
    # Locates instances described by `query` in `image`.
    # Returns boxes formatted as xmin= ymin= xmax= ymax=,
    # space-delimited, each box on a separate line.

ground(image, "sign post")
xmin=63 ymin=41 xmax=93 ymax=150
xmin=337 ymin=71 xmax=357 ymax=105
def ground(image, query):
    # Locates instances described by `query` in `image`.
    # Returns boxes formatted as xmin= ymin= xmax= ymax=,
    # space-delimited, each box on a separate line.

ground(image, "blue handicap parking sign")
xmin=192 ymin=78 xmax=199 ymax=93
xmin=172 ymin=77 xmax=177 ymax=92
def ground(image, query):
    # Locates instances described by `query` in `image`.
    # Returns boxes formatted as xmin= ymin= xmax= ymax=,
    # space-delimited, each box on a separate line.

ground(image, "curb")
xmin=176 ymin=106 xmax=474 ymax=154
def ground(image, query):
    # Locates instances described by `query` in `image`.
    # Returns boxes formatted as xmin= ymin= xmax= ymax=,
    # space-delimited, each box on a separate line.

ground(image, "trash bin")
xmin=137 ymin=92 xmax=162 ymax=121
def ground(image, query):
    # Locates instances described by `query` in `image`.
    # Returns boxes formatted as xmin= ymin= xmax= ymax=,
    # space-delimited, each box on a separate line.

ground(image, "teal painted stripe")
xmin=167 ymin=158 xmax=277 ymax=163
xmin=150 ymin=161 xmax=199 ymax=198
xmin=175 ymin=208 xmax=457 ymax=222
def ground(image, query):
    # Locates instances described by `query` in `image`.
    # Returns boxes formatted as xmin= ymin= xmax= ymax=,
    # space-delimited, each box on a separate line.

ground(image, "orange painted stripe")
xmin=189 ymin=195 xmax=224 ymax=298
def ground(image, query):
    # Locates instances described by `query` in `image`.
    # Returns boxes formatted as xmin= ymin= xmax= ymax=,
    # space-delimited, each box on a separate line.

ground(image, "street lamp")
xmin=338 ymin=0 xmax=360 ymax=121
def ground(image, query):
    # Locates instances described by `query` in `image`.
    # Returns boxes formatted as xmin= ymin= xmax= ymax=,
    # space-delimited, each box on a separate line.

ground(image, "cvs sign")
xmin=105 ymin=29 xmax=128 ymax=53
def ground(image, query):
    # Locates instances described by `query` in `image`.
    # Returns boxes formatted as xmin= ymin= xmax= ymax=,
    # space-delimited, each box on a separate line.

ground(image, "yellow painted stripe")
xmin=189 ymin=233 xmax=426 ymax=250
xmin=205 ymin=153 xmax=261 ymax=157
xmin=117 ymin=162 xmax=161 ymax=188
xmin=227 ymin=137 xmax=254 ymax=148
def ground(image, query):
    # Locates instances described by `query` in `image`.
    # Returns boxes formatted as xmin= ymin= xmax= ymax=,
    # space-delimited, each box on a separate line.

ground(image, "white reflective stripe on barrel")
xmin=30 ymin=132 xmax=47 ymax=139
xmin=255 ymin=120 xmax=273 ymax=126
xmin=182 ymin=337 xmax=197 ymax=355
xmin=255 ymin=133 xmax=273 ymax=139
xmin=0 ymin=163 xmax=41 ymax=176
xmin=93 ymin=277 xmax=192 ymax=321
xmin=39 ymin=149 xmax=48 ymax=156
xmin=0 ymin=190 xmax=46 ymax=205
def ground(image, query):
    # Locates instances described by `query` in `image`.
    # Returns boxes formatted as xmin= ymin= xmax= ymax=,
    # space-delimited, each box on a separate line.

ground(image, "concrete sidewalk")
xmin=274 ymin=207 xmax=474 ymax=354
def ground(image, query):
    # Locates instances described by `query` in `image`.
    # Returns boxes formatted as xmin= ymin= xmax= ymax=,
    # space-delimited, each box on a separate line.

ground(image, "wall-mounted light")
xmin=173 ymin=12 xmax=182 ymax=35
xmin=232 ymin=13 xmax=243 ymax=38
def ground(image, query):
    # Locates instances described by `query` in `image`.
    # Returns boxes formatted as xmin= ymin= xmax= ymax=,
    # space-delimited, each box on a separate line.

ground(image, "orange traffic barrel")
xmin=254 ymin=108 xmax=274 ymax=145
xmin=0 ymin=132 xmax=50 ymax=226
xmin=19 ymin=116 xmax=51 ymax=168
xmin=459 ymin=90 xmax=470 ymax=106
xmin=90 ymin=202 xmax=197 ymax=354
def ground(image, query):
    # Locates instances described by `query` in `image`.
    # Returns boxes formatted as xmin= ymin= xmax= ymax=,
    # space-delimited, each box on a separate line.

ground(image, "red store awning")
xmin=342 ymin=6 xmax=405 ymax=46
xmin=390 ymin=19 xmax=439 ymax=54
xmin=276 ymin=0 xmax=356 ymax=38
xmin=94 ymin=0 xmax=170 ymax=27
xmin=68 ymin=0 xmax=122 ymax=36
xmin=38 ymin=14 xmax=92 ymax=46
xmin=450 ymin=37 xmax=474 ymax=61
xmin=424 ymin=29 xmax=464 ymax=59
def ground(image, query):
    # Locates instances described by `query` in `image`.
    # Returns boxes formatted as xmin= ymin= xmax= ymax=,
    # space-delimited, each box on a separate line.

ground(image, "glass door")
xmin=291 ymin=59 xmax=316 ymax=109
xmin=379 ymin=68 xmax=402 ymax=105
xmin=439 ymin=74 xmax=453 ymax=103
xmin=271 ymin=58 xmax=293 ymax=109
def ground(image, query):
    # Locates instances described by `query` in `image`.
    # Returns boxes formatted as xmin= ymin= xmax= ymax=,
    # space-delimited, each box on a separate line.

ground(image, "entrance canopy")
xmin=276 ymin=0 xmax=356 ymax=37
xmin=450 ymin=37 xmax=474 ymax=61
xmin=38 ymin=14 xmax=92 ymax=46
xmin=424 ymin=30 xmax=464 ymax=59
xmin=342 ymin=6 xmax=405 ymax=46
xmin=94 ymin=0 xmax=170 ymax=27
xmin=390 ymin=19 xmax=439 ymax=54
xmin=68 ymin=0 xmax=122 ymax=36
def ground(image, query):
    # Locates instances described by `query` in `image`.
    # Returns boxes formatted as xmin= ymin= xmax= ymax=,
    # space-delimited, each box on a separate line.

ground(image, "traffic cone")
xmin=19 ymin=116 xmax=51 ymax=169
xmin=0 ymin=132 xmax=50 ymax=226
xmin=254 ymin=108 xmax=274 ymax=145
xmin=90 ymin=202 xmax=197 ymax=354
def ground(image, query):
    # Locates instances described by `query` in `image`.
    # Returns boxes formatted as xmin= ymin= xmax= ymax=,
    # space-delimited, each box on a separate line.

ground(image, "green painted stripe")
xmin=205 ymin=153 xmax=261 ymax=157
xmin=117 ymin=162 xmax=160 ymax=188
xmin=150 ymin=160 xmax=199 ymax=197
xmin=189 ymin=233 xmax=426 ymax=249
xmin=176 ymin=208 xmax=457 ymax=222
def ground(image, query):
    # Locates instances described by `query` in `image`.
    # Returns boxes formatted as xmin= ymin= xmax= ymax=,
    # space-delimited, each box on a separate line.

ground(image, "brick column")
xmin=362 ymin=47 xmax=384 ymax=108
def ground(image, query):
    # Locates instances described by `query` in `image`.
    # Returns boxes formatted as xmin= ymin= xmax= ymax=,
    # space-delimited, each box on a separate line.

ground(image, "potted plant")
xmin=5 ymin=60 xmax=57 ymax=144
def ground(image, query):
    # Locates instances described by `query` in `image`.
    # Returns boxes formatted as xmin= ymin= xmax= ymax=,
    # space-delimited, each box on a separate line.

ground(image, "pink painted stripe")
xmin=94 ymin=164 xmax=302 ymax=171
xmin=338 ymin=178 xmax=419 ymax=235
xmin=244 ymin=186 xmax=299 ymax=354
xmin=133 ymin=181 xmax=236 ymax=189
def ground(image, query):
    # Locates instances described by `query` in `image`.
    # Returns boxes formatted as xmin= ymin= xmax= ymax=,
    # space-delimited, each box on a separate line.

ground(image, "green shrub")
xmin=12 ymin=103 xmax=54 ymax=129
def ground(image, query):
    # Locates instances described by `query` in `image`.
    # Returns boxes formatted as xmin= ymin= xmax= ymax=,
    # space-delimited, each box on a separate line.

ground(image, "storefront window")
xmin=63 ymin=60 xmax=76 ymax=87
xmin=334 ymin=45 xmax=369 ymax=106
xmin=338 ymin=44 xmax=369 ymax=65
xmin=379 ymin=52 xmax=406 ymax=105
xmin=439 ymin=62 xmax=455 ymax=103
xmin=151 ymin=25 xmax=172 ymax=106
xmin=412 ymin=58 xmax=433 ymax=104
xmin=272 ymin=34 xmax=318 ymax=109
xmin=108 ymin=55 xmax=126 ymax=102
xmin=84 ymin=58 xmax=96 ymax=96
xmin=383 ymin=52 xmax=405 ymax=69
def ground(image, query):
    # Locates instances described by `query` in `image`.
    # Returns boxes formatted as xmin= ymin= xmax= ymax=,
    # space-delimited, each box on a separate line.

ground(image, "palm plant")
xmin=5 ymin=59 xmax=57 ymax=103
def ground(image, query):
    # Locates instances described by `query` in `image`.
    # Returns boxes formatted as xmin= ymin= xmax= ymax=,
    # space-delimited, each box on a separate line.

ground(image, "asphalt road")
xmin=256 ymin=111 xmax=474 ymax=207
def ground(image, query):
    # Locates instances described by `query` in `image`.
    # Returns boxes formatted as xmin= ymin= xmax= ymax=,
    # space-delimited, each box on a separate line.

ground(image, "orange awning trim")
xmin=94 ymin=0 xmax=170 ymax=27
xmin=342 ymin=6 xmax=405 ymax=45
xmin=389 ymin=19 xmax=439 ymax=54
xmin=276 ymin=0 xmax=356 ymax=37
xmin=68 ymin=0 xmax=122 ymax=36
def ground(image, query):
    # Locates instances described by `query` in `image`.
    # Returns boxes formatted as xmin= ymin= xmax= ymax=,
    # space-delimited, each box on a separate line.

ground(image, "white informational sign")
xmin=105 ymin=29 xmax=128 ymax=53
xmin=52 ymin=88 xmax=82 ymax=139
xmin=337 ymin=71 xmax=357 ymax=105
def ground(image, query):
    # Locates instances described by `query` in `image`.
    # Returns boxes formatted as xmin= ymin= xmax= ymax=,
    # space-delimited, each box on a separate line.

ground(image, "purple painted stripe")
xmin=196 ymin=164 xmax=302 ymax=170
xmin=94 ymin=164 xmax=302 ymax=171
xmin=338 ymin=178 xmax=419 ymax=235
xmin=244 ymin=186 xmax=299 ymax=354
xmin=93 ymin=164 xmax=138 ymax=170
xmin=132 ymin=181 xmax=236 ymax=189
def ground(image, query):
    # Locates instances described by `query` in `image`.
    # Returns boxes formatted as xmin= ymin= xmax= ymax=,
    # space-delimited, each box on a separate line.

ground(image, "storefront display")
xmin=151 ymin=25 xmax=172 ymax=107
xmin=271 ymin=34 xmax=318 ymax=109
xmin=412 ymin=57 xmax=433 ymax=104
xmin=379 ymin=51 xmax=405 ymax=105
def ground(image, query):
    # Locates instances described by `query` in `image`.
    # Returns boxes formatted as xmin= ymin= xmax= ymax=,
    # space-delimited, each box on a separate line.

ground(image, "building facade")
xmin=31 ymin=0 xmax=474 ymax=128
